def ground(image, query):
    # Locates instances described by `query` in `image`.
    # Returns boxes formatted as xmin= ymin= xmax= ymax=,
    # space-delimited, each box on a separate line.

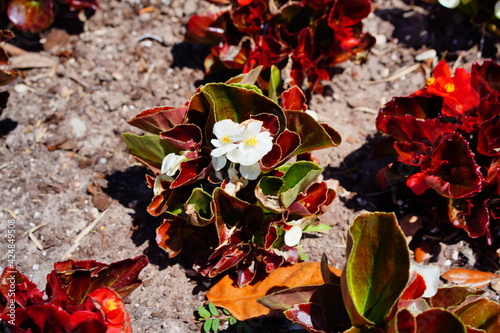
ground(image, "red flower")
xmin=419 ymin=61 xmax=480 ymax=116
xmin=89 ymin=287 xmax=132 ymax=332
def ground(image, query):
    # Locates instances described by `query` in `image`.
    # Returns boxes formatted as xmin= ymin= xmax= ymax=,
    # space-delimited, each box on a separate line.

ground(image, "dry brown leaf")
xmin=206 ymin=262 xmax=341 ymax=321
xmin=442 ymin=268 xmax=499 ymax=289
xmin=9 ymin=53 xmax=58 ymax=69
xmin=414 ymin=238 xmax=433 ymax=263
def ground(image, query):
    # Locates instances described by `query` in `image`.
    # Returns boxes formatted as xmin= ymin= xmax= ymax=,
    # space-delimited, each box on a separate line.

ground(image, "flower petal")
xmin=284 ymin=225 xmax=303 ymax=247
xmin=240 ymin=163 xmax=261 ymax=180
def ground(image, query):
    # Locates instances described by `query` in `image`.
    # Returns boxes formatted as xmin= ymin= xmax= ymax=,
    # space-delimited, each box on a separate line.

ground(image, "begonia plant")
xmin=0 ymin=30 xmax=23 ymax=108
xmin=1 ymin=0 xmax=99 ymax=33
xmin=122 ymin=67 xmax=341 ymax=287
xmin=185 ymin=0 xmax=375 ymax=93
xmin=0 ymin=255 xmax=148 ymax=332
xmin=256 ymin=212 xmax=500 ymax=333
xmin=375 ymin=60 xmax=500 ymax=245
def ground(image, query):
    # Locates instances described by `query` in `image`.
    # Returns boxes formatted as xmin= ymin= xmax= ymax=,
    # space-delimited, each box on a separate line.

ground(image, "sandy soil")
xmin=1 ymin=0 xmax=499 ymax=331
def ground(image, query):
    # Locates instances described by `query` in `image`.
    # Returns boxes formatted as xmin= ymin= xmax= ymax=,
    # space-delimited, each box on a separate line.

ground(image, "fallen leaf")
xmin=442 ymin=268 xmax=499 ymax=289
xmin=414 ymin=238 xmax=434 ymax=263
xmin=206 ymin=262 xmax=341 ymax=321
xmin=9 ymin=53 xmax=58 ymax=69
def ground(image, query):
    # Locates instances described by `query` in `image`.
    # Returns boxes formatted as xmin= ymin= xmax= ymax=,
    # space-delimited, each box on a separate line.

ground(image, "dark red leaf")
xmin=0 ymin=267 xmax=44 ymax=310
xmin=156 ymin=218 xmax=184 ymax=257
xmin=328 ymin=0 xmax=371 ymax=30
xmin=7 ymin=0 xmax=54 ymax=33
xmin=424 ymin=133 xmax=483 ymax=199
xmin=7 ymin=304 xmax=107 ymax=333
xmin=401 ymin=273 xmax=426 ymax=300
xmin=261 ymin=130 xmax=300 ymax=170
xmin=284 ymin=302 xmax=329 ymax=333
xmin=160 ymin=124 xmax=203 ymax=150
xmin=46 ymin=256 xmax=148 ymax=307
xmin=171 ymin=155 xmax=211 ymax=188
xmin=185 ymin=11 xmax=227 ymax=44
xmin=448 ymin=196 xmax=490 ymax=238
xmin=281 ymin=86 xmax=307 ymax=111
xmin=128 ymin=106 xmax=187 ymax=134
xmin=415 ymin=309 xmax=467 ymax=332
xmin=66 ymin=0 xmax=99 ymax=11
xmin=426 ymin=286 xmax=485 ymax=309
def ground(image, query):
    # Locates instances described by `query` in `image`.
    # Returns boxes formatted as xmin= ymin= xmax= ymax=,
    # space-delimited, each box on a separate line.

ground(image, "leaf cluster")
xmin=252 ymin=212 xmax=500 ymax=333
xmin=122 ymin=67 xmax=341 ymax=287
xmin=1 ymin=0 xmax=99 ymax=33
xmin=375 ymin=60 xmax=500 ymax=244
xmin=0 ymin=256 xmax=148 ymax=333
xmin=185 ymin=0 xmax=375 ymax=93
xmin=197 ymin=302 xmax=237 ymax=333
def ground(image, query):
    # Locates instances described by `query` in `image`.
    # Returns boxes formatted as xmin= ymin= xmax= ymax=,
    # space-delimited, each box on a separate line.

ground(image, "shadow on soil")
xmin=374 ymin=2 xmax=497 ymax=59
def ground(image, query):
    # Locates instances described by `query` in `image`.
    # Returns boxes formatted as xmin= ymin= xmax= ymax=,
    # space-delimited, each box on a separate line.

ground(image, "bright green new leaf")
xmin=211 ymin=318 xmax=220 ymax=332
xmin=121 ymin=133 xmax=179 ymax=173
xmin=229 ymin=316 xmax=237 ymax=325
xmin=341 ymin=212 xmax=410 ymax=326
xmin=280 ymin=161 xmax=323 ymax=208
xmin=203 ymin=319 xmax=212 ymax=333
xmin=208 ymin=302 xmax=219 ymax=317
xmin=198 ymin=305 xmax=211 ymax=318
xmin=268 ymin=65 xmax=281 ymax=103
xmin=303 ymin=223 xmax=332 ymax=232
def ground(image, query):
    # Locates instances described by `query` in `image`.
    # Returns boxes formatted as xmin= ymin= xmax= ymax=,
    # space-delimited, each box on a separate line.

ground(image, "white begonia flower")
xmin=211 ymin=119 xmax=242 ymax=157
xmin=284 ymin=225 xmax=303 ymax=247
xmin=227 ymin=120 xmax=273 ymax=166
xmin=410 ymin=264 xmax=440 ymax=298
xmin=239 ymin=162 xmax=262 ymax=180
xmin=211 ymin=155 xmax=227 ymax=171
xmin=161 ymin=152 xmax=186 ymax=176
xmin=495 ymin=1 xmax=500 ymax=19
xmin=438 ymin=0 xmax=460 ymax=9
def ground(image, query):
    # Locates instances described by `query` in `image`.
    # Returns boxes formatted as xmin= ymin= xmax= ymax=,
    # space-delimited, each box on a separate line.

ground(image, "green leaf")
xmin=203 ymin=319 xmax=213 ymax=333
xmin=184 ymin=188 xmax=213 ymax=227
xmin=279 ymin=161 xmax=323 ymax=208
xmin=268 ymin=65 xmax=281 ymax=103
xmin=303 ymin=223 xmax=332 ymax=232
xmin=198 ymin=305 xmax=211 ymax=319
xmin=229 ymin=316 xmax=237 ymax=325
xmin=211 ymin=318 xmax=220 ymax=332
xmin=222 ymin=308 xmax=230 ymax=315
xmin=208 ymin=302 xmax=219 ymax=317
xmin=228 ymin=83 xmax=263 ymax=95
xmin=255 ymin=176 xmax=285 ymax=213
xmin=341 ymin=212 xmax=410 ymax=326
xmin=122 ymin=133 xmax=179 ymax=173
xmin=200 ymin=83 xmax=286 ymax=133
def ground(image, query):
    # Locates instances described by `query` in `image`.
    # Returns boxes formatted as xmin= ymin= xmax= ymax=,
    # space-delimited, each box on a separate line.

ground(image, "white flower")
xmin=211 ymin=155 xmax=227 ymax=171
xmin=227 ymin=120 xmax=273 ymax=166
xmin=211 ymin=119 xmax=242 ymax=157
xmin=438 ymin=0 xmax=460 ymax=9
xmin=411 ymin=264 xmax=440 ymax=298
xmin=161 ymin=152 xmax=186 ymax=176
xmin=239 ymin=162 xmax=261 ymax=180
xmin=496 ymin=1 xmax=500 ymax=19
xmin=284 ymin=225 xmax=303 ymax=247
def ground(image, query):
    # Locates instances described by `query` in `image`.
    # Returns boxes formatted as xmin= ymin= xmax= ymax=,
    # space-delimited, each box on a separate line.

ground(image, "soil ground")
xmin=1 ymin=0 xmax=499 ymax=332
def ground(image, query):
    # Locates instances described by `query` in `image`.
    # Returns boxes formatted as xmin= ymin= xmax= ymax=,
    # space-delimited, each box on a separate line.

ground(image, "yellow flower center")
xmin=245 ymin=137 xmax=258 ymax=146
xmin=221 ymin=135 xmax=232 ymax=143
xmin=444 ymin=83 xmax=455 ymax=93
xmin=105 ymin=299 xmax=118 ymax=311
xmin=425 ymin=77 xmax=435 ymax=87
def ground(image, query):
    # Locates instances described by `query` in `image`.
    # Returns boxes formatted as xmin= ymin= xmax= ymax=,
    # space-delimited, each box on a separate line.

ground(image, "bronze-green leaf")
xmin=184 ymin=188 xmax=213 ymax=227
xmin=280 ymin=161 xmax=323 ymax=208
xmin=121 ymin=133 xmax=179 ymax=174
xmin=200 ymin=83 xmax=286 ymax=133
xmin=341 ymin=212 xmax=410 ymax=326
